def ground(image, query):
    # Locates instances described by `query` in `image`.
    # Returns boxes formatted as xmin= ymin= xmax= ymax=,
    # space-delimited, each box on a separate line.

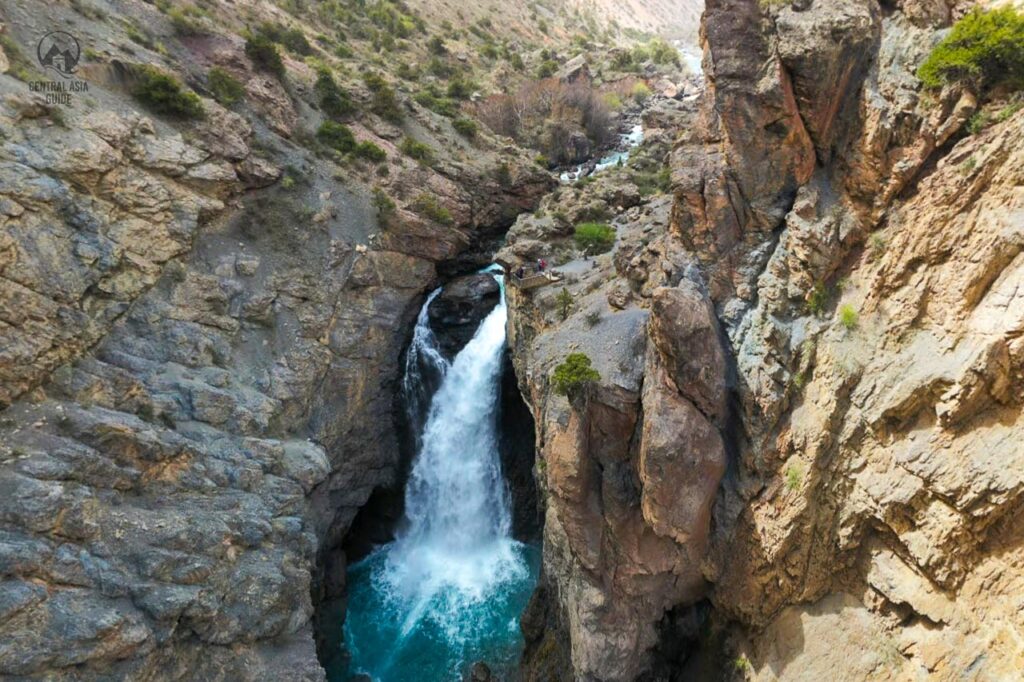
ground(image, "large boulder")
xmin=427 ymin=274 xmax=501 ymax=359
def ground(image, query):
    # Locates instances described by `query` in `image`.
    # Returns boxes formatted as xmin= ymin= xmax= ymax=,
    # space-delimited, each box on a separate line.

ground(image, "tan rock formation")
xmin=505 ymin=0 xmax=1024 ymax=680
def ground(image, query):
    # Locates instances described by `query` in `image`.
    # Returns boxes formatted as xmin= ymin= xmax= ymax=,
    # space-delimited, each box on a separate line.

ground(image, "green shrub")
xmin=316 ymin=120 xmax=356 ymax=153
xmin=967 ymin=109 xmax=991 ymax=134
xmin=805 ymin=280 xmax=828 ymax=316
xmin=453 ymin=117 xmax=478 ymax=138
xmin=555 ymin=287 xmax=573 ymax=320
xmin=427 ymin=56 xmax=453 ymax=78
xmin=245 ymin=34 xmax=284 ymax=76
xmin=315 ymin=68 xmax=355 ymax=118
xmin=631 ymin=81 xmax=653 ymax=103
xmin=414 ymin=88 xmax=457 ymax=116
xmin=168 ymin=6 xmax=208 ymax=35
xmin=602 ymin=92 xmax=624 ymax=109
xmin=400 ymin=136 xmax=434 ymax=164
xmin=632 ymin=167 xmax=672 ymax=196
xmin=428 ymin=35 xmax=447 ymax=55
xmin=258 ymin=22 xmax=313 ymax=55
xmin=354 ymin=140 xmax=387 ymax=162
xmin=207 ymin=67 xmax=244 ymax=106
xmin=996 ymin=100 xmax=1023 ymax=122
xmin=510 ymin=53 xmax=525 ymax=71
xmin=396 ymin=61 xmax=420 ymax=80
xmin=573 ymin=222 xmax=616 ymax=254
xmin=868 ymin=233 xmax=886 ymax=259
xmin=646 ymin=37 xmax=680 ymax=67
xmin=585 ymin=311 xmax=602 ymax=327
xmin=917 ymin=7 xmax=1024 ymax=93
xmin=371 ymin=186 xmax=396 ymax=220
xmin=411 ymin=193 xmax=453 ymax=225
xmin=785 ymin=462 xmax=803 ymax=491
xmin=130 ymin=65 xmax=204 ymax=118
xmin=494 ymin=162 xmax=512 ymax=187
xmin=838 ymin=304 xmax=858 ymax=331
xmin=537 ymin=59 xmax=558 ymax=78
xmin=446 ymin=76 xmax=474 ymax=100
xmin=552 ymin=352 xmax=600 ymax=398
xmin=0 ymin=34 xmax=38 ymax=81
xmin=363 ymin=73 xmax=403 ymax=123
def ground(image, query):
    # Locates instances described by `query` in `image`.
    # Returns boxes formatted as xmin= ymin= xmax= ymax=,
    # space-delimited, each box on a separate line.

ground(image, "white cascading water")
xmin=342 ymin=269 xmax=536 ymax=682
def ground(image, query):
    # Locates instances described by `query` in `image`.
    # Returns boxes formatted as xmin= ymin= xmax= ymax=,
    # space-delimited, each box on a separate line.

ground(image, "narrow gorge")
xmin=1 ymin=0 xmax=1022 ymax=681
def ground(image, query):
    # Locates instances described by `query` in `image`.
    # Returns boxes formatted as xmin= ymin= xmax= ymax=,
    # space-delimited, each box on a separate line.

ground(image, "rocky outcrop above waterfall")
xmin=428 ymin=274 xmax=501 ymax=360
xmin=503 ymin=0 xmax=1024 ymax=679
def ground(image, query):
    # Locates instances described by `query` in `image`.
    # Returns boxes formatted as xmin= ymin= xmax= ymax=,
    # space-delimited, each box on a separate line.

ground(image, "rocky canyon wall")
xmin=0 ymin=0 xmax=552 ymax=677
xmin=503 ymin=0 xmax=1023 ymax=679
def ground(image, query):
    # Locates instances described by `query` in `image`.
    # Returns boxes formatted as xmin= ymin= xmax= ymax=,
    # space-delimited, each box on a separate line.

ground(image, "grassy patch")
xmin=0 ymin=34 xmax=37 ymax=81
xmin=400 ymin=136 xmax=434 ymax=164
xmin=785 ymin=462 xmax=803 ymax=491
xmin=411 ymin=193 xmax=453 ymax=225
xmin=838 ymin=304 xmax=859 ymax=331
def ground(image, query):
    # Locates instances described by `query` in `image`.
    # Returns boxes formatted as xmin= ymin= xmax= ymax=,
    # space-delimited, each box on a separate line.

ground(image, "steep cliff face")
xmin=501 ymin=101 xmax=727 ymax=680
xmin=504 ymin=0 xmax=1023 ymax=680
xmin=0 ymin=0 xmax=553 ymax=677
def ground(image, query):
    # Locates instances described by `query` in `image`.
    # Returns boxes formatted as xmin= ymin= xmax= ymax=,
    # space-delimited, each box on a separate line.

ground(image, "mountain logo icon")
xmin=37 ymin=31 xmax=81 ymax=76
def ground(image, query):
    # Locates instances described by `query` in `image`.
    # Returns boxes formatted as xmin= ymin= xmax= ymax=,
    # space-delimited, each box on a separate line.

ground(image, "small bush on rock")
xmin=354 ymin=141 xmax=387 ymax=162
xmin=372 ymin=186 xmax=396 ymax=221
xmin=917 ymin=7 xmax=1024 ymax=94
xmin=364 ymin=72 xmax=404 ymax=123
xmin=552 ymin=353 xmax=600 ymax=399
xmin=838 ymin=304 xmax=859 ymax=331
xmin=453 ymin=117 xmax=478 ymax=138
xmin=316 ymin=68 xmax=356 ymax=119
xmin=245 ymin=34 xmax=284 ymax=76
xmin=130 ymin=65 xmax=204 ymax=118
xmin=555 ymin=288 xmax=573 ymax=320
xmin=400 ymin=136 xmax=435 ymax=164
xmin=537 ymin=59 xmax=558 ymax=78
xmin=316 ymin=120 xmax=356 ymax=153
xmin=207 ymin=67 xmax=244 ymax=106
xmin=411 ymin=193 xmax=453 ymax=225
xmin=573 ymin=223 xmax=615 ymax=254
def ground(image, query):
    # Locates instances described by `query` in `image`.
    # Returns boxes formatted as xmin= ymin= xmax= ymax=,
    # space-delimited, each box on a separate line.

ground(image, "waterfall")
xmin=342 ymin=269 xmax=537 ymax=682
xmin=402 ymin=288 xmax=448 ymax=448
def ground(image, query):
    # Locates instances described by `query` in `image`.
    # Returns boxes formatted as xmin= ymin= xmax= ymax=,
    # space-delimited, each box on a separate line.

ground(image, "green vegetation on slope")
xmin=918 ymin=7 xmax=1024 ymax=94
xmin=552 ymin=353 xmax=601 ymax=399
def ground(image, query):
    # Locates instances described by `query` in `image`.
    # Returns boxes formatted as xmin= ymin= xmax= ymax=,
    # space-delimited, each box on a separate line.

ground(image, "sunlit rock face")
xmin=502 ymin=0 xmax=1024 ymax=679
